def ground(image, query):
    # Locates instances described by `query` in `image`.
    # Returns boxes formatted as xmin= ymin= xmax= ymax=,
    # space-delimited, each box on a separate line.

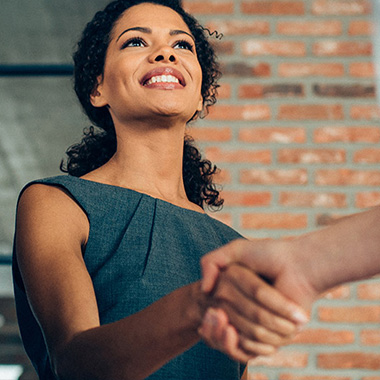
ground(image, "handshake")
xmin=198 ymin=206 xmax=380 ymax=362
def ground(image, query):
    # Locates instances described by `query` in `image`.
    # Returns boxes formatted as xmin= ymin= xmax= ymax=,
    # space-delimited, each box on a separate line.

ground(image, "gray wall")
xmin=0 ymin=0 xmax=110 ymax=253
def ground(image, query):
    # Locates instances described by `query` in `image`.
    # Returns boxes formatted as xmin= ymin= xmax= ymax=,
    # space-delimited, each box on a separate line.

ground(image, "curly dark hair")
xmin=61 ymin=0 xmax=223 ymax=209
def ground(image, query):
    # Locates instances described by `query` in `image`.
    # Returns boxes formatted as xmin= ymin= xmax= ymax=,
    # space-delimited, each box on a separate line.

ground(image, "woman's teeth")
xmin=145 ymin=75 xmax=180 ymax=86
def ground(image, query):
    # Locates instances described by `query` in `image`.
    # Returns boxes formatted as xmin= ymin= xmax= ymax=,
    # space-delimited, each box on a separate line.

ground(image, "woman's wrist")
xmin=184 ymin=281 xmax=210 ymax=333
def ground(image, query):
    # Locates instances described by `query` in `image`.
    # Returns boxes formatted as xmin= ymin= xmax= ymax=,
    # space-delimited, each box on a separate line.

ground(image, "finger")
xmin=222 ymin=325 xmax=255 ymax=363
xmin=199 ymin=308 xmax=229 ymax=347
xmin=239 ymin=335 xmax=277 ymax=357
xmin=199 ymin=309 xmax=270 ymax=362
xmin=214 ymin=267 xmax=308 ymax=334
xmin=201 ymin=239 xmax=247 ymax=293
xmin=218 ymin=301 xmax=293 ymax=347
xmin=214 ymin=281 xmax=297 ymax=337
xmin=221 ymin=264 xmax=309 ymax=327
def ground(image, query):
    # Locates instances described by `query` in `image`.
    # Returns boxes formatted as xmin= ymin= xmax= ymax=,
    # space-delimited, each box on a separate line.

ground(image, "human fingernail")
xmin=292 ymin=309 xmax=309 ymax=325
xmin=204 ymin=308 xmax=219 ymax=327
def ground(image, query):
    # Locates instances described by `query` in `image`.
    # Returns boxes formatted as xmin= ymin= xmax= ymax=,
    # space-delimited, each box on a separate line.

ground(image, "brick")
xmin=205 ymin=147 xmax=272 ymax=164
xmin=278 ymin=104 xmax=344 ymax=120
xmin=217 ymin=83 xmax=231 ymax=99
xmin=240 ymin=169 xmax=308 ymax=185
xmin=208 ymin=104 xmax=271 ymax=121
xmin=208 ymin=212 xmax=232 ymax=226
xmin=350 ymin=62 xmax=375 ymax=77
xmin=278 ymin=148 xmax=345 ymax=164
xmin=279 ymin=63 xmax=344 ymax=77
xmin=279 ymin=192 xmax=346 ymax=208
xmin=356 ymin=192 xmax=380 ymax=208
xmin=242 ymin=40 xmax=306 ymax=57
xmin=250 ymin=351 xmax=308 ymax=368
xmin=239 ymin=127 xmax=306 ymax=143
xmin=222 ymin=191 xmax=272 ymax=207
xmin=357 ymin=283 xmax=380 ymax=300
xmin=293 ymin=328 xmax=354 ymax=345
xmin=248 ymin=373 xmax=269 ymax=380
xmin=188 ymin=127 xmax=232 ymax=142
xmin=315 ymin=169 xmax=380 ymax=186
xmin=183 ymin=0 xmax=234 ymax=14
xmin=361 ymin=329 xmax=380 ymax=345
xmin=312 ymin=0 xmax=372 ymax=15
xmin=280 ymin=375 xmax=350 ymax=380
xmin=349 ymin=20 xmax=373 ymax=35
xmin=313 ymin=84 xmax=375 ymax=98
xmin=322 ymin=285 xmax=351 ymax=299
xmin=314 ymin=126 xmax=380 ymax=143
xmin=319 ymin=306 xmax=380 ymax=323
xmin=318 ymin=352 xmax=380 ymax=370
xmin=206 ymin=20 xmax=270 ymax=35
xmin=316 ymin=213 xmax=350 ymax=227
xmin=212 ymin=40 xmax=234 ymax=55
xmin=313 ymin=41 xmax=372 ymax=56
xmin=220 ymin=61 xmax=271 ymax=77
xmin=277 ymin=20 xmax=342 ymax=36
xmin=239 ymin=84 xmax=304 ymax=99
xmin=241 ymin=213 xmax=307 ymax=230
xmin=213 ymin=168 xmax=232 ymax=184
xmin=241 ymin=1 xmax=305 ymax=15
xmin=351 ymin=105 xmax=380 ymax=120
xmin=354 ymin=148 xmax=380 ymax=163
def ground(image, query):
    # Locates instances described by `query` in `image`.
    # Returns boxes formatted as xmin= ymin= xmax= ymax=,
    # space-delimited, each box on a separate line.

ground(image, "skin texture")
xmin=15 ymin=4 xmax=307 ymax=380
xmin=199 ymin=206 xmax=380 ymax=352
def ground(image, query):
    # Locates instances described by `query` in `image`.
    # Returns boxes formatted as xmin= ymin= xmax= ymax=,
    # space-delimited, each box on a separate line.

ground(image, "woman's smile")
xmin=141 ymin=66 xmax=186 ymax=89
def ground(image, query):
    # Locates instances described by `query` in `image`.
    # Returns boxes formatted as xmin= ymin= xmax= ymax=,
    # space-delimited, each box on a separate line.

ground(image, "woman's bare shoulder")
xmin=16 ymin=182 xmax=89 ymax=251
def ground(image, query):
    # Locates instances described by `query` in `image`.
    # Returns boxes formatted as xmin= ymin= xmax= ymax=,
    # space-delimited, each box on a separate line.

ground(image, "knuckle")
xmin=245 ymin=305 xmax=259 ymax=322
xmin=254 ymin=308 xmax=268 ymax=325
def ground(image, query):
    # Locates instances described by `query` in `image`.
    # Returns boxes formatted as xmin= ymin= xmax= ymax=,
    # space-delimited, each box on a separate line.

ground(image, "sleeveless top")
xmin=12 ymin=175 xmax=246 ymax=380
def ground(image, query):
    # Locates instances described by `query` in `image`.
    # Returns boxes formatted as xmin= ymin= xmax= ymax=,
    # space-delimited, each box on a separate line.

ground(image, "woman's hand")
xmin=198 ymin=263 xmax=309 ymax=363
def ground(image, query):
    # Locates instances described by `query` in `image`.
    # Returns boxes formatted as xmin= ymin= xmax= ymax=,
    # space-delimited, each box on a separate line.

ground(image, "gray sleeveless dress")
xmin=13 ymin=175 xmax=246 ymax=379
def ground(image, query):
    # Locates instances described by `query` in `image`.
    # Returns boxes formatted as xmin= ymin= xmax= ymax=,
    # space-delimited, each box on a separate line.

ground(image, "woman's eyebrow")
xmin=117 ymin=27 xmax=150 ymax=42
xmin=169 ymin=29 xmax=195 ymax=42
xmin=116 ymin=27 xmax=195 ymax=42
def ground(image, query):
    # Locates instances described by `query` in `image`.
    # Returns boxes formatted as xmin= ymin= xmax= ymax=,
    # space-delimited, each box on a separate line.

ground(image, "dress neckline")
xmin=72 ymin=175 xmax=208 ymax=216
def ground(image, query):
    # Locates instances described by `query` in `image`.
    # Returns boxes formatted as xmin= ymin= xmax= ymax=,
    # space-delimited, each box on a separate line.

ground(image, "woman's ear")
xmin=90 ymin=76 xmax=108 ymax=108
xmin=196 ymin=95 xmax=203 ymax=113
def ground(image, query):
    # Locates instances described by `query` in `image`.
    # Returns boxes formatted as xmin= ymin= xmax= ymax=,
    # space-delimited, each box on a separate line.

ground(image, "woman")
xmin=12 ymin=1 xmax=308 ymax=379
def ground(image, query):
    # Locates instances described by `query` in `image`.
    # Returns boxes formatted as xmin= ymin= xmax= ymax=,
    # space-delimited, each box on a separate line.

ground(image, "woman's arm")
xmin=16 ymin=184 xmax=305 ymax=380
xmin=16 ymin=184 xmax=205 ymax=380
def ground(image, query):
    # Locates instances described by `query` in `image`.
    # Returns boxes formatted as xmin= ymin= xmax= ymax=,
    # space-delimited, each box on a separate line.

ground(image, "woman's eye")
xmin=174 ymin=40 xmax=194 ymax=51
xmin=121 ymin=37 xmax=146 ymax=49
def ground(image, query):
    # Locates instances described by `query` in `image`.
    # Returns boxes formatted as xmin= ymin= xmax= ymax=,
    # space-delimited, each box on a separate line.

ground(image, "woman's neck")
xmin=82 ymin=119 xmax=198 ymax=209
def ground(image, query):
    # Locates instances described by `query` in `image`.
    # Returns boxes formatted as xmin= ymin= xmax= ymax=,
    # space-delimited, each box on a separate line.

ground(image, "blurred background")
xmin=1 ymin=0 xmax=379 ymax=379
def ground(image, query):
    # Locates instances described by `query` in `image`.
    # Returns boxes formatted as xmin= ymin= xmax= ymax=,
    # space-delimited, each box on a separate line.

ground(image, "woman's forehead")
xmin=111 ymin=3 xmax=192 ymax=38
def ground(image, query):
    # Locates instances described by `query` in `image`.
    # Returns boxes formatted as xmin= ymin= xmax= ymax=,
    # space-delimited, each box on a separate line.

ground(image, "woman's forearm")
xmin=54 ymin=281 xmax=206 ymax=380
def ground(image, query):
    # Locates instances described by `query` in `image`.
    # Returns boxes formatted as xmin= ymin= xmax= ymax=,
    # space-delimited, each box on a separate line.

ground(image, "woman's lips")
xmin=140 ymin=67 xmax=186 ymax=88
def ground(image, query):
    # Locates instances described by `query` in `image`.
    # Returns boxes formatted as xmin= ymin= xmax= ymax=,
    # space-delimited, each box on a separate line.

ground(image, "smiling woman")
xmin=11 ymin=1 xmax=306 ymax=380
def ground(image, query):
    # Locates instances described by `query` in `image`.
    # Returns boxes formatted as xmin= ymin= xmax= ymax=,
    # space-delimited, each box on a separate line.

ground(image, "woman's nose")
xmin=149 ymin=46 xmax=178 ymax=63
xmin=155 ymin=53 xmax=176 ymax=63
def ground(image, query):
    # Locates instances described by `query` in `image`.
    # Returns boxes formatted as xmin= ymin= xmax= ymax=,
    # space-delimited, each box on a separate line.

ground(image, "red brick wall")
xmin=184 ymin=0 xmax=380 ymax=378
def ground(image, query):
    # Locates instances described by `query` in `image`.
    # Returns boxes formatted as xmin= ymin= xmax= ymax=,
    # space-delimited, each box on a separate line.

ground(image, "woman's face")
xmin=91 ymin=3 xmax=203 ymax=126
